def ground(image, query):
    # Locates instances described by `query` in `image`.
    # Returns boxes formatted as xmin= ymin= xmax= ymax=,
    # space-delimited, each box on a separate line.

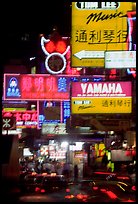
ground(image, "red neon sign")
xmin=2 ymin=110 xmax=38 ymax=128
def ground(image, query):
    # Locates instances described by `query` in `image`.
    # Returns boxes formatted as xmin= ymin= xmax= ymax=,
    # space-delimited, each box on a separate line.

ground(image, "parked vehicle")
xmin=20 ymin=172 xmax=68 ymax=193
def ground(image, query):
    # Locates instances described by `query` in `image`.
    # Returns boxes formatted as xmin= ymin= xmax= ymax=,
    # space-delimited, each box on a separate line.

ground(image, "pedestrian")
xmin=74 ymin=164 xmax=78 ymax=182
xmin=101 ymin=153 xmax=108 ymax=169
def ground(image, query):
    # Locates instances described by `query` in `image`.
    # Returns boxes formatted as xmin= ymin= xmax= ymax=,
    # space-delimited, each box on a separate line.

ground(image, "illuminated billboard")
xmin=71 ymin=2 xmax=133 ymax=67
xmin=2 ymin=110 xmax=38 ymax=128
xmin=41 ymin=123 xmax=67 ymax=135
xmin=38 ymin=100 xmax=70 ymax=128
xmin=4 ymin=74 xmax=71 ymax=101
xmin=105 ymin=51 xmax=136 ymax=69
xmin=71 ymin=81 xmax=132 ymax=113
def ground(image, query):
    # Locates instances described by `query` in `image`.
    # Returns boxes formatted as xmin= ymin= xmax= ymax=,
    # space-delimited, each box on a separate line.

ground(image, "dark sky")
xmin=1 ymin=1 xmax=71 ymax=64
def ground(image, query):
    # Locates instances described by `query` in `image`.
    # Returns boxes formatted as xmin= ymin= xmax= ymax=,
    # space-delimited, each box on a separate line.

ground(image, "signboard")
xmin=127 ymin=11 xmax=136 ymax=78
xmin=71 ymin=81 xmax=132 ymax=113
xmin=42 ymin=123 xmax=67 ymax=135
xmin=105 ymin=51 xmax=136 ymax=68
xmin=2 ymin=117 xmax=16 ymax=130
xmin=71 ymin=2 xmax=132 ymax=67
xmin=2 ymin=110 xmax=38 ymax=129
xmin=4 ymin=74 xmax=71 ymax=101
xmin=38 ymin=100 xmax=70 ymax=128
xmin=111 ymin=149 xmax=133 ymax=162
xmin=41 ymin=36 xmax=70 ymax=74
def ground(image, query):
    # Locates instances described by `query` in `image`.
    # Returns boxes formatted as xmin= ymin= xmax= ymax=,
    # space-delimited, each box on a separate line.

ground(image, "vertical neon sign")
xmin=127 ymin=11 xmax=136 ymax=78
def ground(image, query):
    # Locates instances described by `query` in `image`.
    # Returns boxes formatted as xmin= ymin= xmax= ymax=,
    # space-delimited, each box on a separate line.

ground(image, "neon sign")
xmin=127 ymin=11 xmax=136 ymax=78
xmin=38 ymin=100 xmax=71 ymax=128
xmin=7 ymin=77 xmax=21 ymax=97
xmin=4 ymin=74 xmax=71 ymax=100
xmin=2 ymin=110 xmax=38 ymax=128
xmin=71 ymin=81 xmax=132 ymax=114
xmin=41 ymin=36 xmax=70 ymax=74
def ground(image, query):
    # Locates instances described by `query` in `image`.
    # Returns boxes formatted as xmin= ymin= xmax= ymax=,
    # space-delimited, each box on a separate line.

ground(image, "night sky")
xmin=2 ymin=1 xmax=71 ymax=64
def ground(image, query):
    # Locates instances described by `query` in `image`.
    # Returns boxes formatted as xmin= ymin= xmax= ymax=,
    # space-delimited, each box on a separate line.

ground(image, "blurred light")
xmin=40 ymin=189 xmax=46 ymax=193
xmin=111 ymin=141 xmax=115 ymax=145
xmin=61 ymin=141 xmax=68 ymax=148
xmin=117 ymin=176 xmax=130 ymax=180
xmin=76 ymin=193 xmax=84 ymax=199
xmin=100 ymin=188 xmax=106 ymax=192
xmin=66 ymin=188 xmax=70 ymax=192
xmin=105 ymin=191 xmax=117 ymax=199
xmin=132 ymin=185 xmax=136 ymax=191
xmin=32 ymin=172 xmax=37 ymax=175
xmin=76 ymin=67 xmax=82 ymax=71
xmin=35 ymin=187 xmax=40 ymax=192
xmin=30 ymin=57 xmax=36 ymax=61
xmin=50 ymin=173 xmax=57 ymax=176
xmin=45 ymin=41 xmax=55 ymax=53
xmin=117 ymin=184 xmax=125 ymax=191
xmin=56 ymin=40 xmax=67 ymax=53
xmin=93 ymin=186 xmax=98 ymax=190
xmin=75 ymin=142 xmax=84 ymax=150
xmin=42 ymin=173 xmax=47 ymax=176
xmin=108 ymin=131 xmax=114 ymax=135
xmin=94 ymin=171 xmax=116 ymax=175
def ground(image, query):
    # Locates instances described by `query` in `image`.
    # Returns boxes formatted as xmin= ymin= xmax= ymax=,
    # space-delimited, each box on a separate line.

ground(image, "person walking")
xmin=74 ymin=164 xmax=78 ymax=182
xmin=101 ymin=153 xmax=108 ymax=170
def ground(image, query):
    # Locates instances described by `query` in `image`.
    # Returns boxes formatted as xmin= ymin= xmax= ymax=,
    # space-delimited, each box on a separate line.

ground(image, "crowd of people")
xmin=19 ymin=157 xmax=79 ymax=181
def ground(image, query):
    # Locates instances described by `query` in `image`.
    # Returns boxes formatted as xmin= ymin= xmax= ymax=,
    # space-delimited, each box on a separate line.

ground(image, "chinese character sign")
xmin=71 ymin=2 xmax=133 ymax=67
xmin=4 ymin=74 xmax=70 ymax=100
xmin=2 ymin=110 xmax=38 ymax=128
xmin=71 ymin=81 xmax=132 ymax=113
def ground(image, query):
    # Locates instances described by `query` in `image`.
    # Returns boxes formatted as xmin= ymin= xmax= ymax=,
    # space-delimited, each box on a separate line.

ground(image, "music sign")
xmin=71 ymin=2 xmax=133 ymax=67
xmin=71 ymin=81 xmax=132 ymax=114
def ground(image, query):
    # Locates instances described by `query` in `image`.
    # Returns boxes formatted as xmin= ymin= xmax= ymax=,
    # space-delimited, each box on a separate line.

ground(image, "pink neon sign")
xmin=71 ymin=81 xmax=132 ymax=98
xmin=4 ymin=74 xmax=71 ymax=100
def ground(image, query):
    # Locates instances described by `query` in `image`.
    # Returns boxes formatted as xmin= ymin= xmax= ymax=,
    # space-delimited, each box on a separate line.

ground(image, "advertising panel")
xmin=41 ymin=123 xmax=67 ymax=135
xmin=2 ymin=110 xmax=38 ymax=128
xmin=105 ymin=50 xmax=136 ymax=68
xmin=38 ymin=100 xmax=71 ymax=128
xmin=71 ymin=81 xmax=132 ymax=113
xmin=4 ymin=74 xmax=70 ymax=101
xmin=71 ymin=2 xmax=133 ymax=67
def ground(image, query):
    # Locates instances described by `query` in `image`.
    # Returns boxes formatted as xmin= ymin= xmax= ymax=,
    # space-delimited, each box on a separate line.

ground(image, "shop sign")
xmin=2 ymin=110 xmax=38 ymax=128
xmin=71 ymin=81 xmax=132 ymax=113
xmin=71 ymin=2 xmax=132 ymax=67
xmin=4 ymin=74 xmax=71 ymax=100
xmin=105 ymin=51 xmax=136 ymax=68
xmin=49 ymin=150 xmax=66 ymax=159
xmin=74 ymin=150 xmax=84 ymax=158
xmin=2 ymin=116 xmax=16 ymax=130
xmin=42 ymin=123 xmax=67 ymax=135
